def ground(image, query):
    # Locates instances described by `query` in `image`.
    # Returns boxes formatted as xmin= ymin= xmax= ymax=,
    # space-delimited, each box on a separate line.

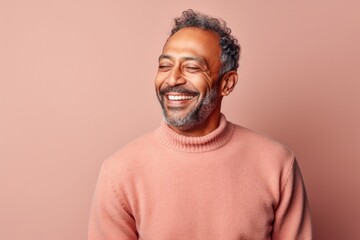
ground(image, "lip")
xmin=164 ymin=92 xmax=198 ymax=107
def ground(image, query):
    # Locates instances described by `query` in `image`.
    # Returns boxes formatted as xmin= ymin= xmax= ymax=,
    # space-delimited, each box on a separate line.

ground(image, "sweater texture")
xmin=88 ymin=114 xmax=312 ymax=239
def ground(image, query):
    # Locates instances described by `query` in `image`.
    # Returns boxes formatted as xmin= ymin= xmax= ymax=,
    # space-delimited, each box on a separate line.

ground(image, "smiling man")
xmin=88 ymin=9 xmax=312 ymax=240
xmin=155 ymin=25 xmax=234 ymax=137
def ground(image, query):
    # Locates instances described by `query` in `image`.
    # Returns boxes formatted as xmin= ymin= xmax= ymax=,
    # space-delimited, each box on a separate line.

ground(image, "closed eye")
xmin=158 ymin=65 xmax=172 ymax=71
xmin=184 ymin=66 xmax=201 ymax=73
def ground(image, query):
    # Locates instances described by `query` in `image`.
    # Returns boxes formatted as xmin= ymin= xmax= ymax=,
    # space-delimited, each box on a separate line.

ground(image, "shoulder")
xmin=101 ymin=128 xmax=159 ymax=177
xmin=230 ymin=122 xmax=293 ymax=154
xmin=228 ymin=122 xmax=295 ymax=169
xmin=228 ymin=122 xmax=298 ymax=195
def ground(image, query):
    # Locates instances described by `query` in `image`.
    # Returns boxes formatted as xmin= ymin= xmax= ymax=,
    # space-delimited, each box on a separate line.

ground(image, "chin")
xmin=163 ymin=107 xmax=212 ymax=131
xmin=160 ymin=87 xmax=221 ymax=131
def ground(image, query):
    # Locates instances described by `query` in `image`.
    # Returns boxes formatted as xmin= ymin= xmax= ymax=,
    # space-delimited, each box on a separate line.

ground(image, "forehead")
xmin=162 ymin=28 xmax=221 ymax=63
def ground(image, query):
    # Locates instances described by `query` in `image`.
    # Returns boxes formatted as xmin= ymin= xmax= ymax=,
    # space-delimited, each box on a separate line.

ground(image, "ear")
xmin=220 ymin=71 xmax=238 ymax=96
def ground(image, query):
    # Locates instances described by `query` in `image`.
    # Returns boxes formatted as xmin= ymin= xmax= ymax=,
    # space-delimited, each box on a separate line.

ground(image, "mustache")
xmin=159 ymin=86 xmax=199 ymax=96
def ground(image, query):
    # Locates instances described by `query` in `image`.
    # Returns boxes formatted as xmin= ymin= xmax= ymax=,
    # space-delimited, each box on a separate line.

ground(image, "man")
xmin=88 ymin=9 xmax=312 ymax=240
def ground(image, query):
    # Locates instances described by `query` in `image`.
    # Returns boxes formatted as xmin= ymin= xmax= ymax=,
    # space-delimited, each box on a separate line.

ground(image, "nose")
xmin=166 ymin=66 xmax=186 ymax=86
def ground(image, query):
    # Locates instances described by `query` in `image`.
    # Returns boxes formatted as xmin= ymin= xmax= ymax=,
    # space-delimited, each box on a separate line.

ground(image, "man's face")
xmin=155 ymin=27 xmax=223 ymax=132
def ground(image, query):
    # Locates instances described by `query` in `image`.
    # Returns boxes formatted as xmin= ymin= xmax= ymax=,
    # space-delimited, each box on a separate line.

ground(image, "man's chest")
xmin=126 ymin=158 xmax=277 ymax=240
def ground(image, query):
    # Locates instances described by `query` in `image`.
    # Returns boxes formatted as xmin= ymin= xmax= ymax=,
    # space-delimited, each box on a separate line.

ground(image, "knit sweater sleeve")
xmin=88 ymin=165 xmax=138 ymax=240
xmin=271 ymin=157 xmax=312 ymax=239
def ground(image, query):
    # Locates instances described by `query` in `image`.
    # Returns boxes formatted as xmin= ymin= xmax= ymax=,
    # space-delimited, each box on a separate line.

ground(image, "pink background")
xmin=1 ymin=0 xmax=359 ymax=239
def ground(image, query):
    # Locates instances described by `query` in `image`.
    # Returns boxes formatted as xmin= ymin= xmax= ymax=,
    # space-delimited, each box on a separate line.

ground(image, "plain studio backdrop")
xmin=1 ymin=0 xmax=359 ymax=239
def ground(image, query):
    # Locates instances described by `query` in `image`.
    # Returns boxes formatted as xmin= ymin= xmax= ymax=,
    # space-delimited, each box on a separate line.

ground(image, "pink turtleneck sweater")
xmin=88 ymin=115 xmax=312 ymax=239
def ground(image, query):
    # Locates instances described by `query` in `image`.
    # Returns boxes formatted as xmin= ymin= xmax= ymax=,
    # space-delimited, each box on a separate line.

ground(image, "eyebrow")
xmin=158 ymin=54 xmax=208 ymax=67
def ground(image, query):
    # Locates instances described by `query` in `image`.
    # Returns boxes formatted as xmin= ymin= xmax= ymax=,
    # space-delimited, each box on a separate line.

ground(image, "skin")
xmin=155 ymin=27 xmax=238 ymax=137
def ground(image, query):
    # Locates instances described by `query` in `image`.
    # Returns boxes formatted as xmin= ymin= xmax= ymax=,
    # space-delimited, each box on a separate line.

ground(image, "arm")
xmin=88 ymin=166 xmax=138 ymax=240
xmin=272 ymin=159 xmax=312 ymax=239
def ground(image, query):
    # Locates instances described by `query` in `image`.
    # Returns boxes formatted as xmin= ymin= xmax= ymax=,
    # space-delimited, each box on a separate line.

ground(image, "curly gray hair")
xmin=170 ymin=9 xmax=241 ymax=78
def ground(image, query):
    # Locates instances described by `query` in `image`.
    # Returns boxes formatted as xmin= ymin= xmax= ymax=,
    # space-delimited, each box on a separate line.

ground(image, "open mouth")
xmin=167 ymin=94 xmax=195 ymax=101
xmin=163 ymin=93 xmax=198 ymax=108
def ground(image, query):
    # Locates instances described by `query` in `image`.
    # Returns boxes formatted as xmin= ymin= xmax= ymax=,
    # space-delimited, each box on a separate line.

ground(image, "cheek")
xmin=154 ymin=73 xmax=166 ymax=90
xmin=183 ymin=72 xmax=213 ymax=93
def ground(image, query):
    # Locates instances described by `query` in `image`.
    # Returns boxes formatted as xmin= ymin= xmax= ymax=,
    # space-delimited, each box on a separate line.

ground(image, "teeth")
xmin=168 ymin=95 xmax=194 ymax=101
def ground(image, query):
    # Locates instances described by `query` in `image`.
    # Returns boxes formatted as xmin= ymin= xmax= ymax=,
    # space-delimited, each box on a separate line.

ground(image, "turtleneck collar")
xmin=156 ymin=114 xmax=235 ymax=153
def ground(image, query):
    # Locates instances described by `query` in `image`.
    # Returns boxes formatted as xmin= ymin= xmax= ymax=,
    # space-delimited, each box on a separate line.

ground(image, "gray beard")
xmin=159 ymin=83 xmax=221 ymax=131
